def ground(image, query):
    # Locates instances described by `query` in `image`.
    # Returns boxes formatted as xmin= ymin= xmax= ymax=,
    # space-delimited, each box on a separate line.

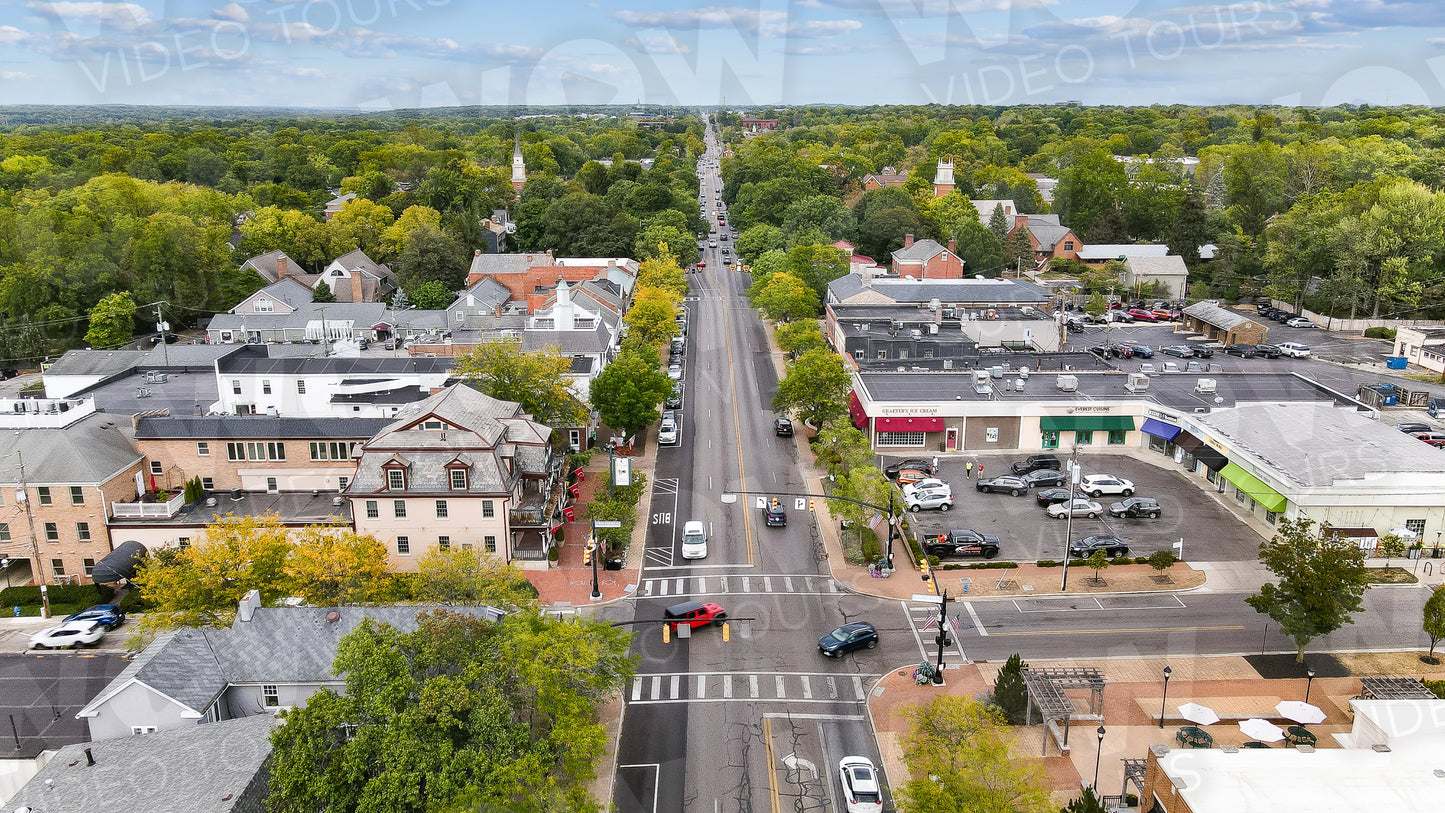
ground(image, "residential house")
xmin=240 ymin=250 xmax=318 ymax=288
xmin=933 ymin=157 xmax=955 ymax=198
xmin=5 ymin=714 xmax=278 ymax=813
xmin=323 ymin=191 xmax=356 ymax=219
xmin=211 ymin=344 xmax=452 ymax=419
xmin=889 ymin=234 xmax=965 ymax=279
xmin=206 ymin=301 xmax=388 ymax=345
xmin=1026 ymin=173 xmax=1057 ymax=202
xmin=230 ymin=277 xmax=315 ymax=317
xmin=970 ymin=199 xmax=1017 ymax=227
xmin=76 ymin=596 xmax=505 ymax=741
xmin=1076 ymin=244 xmax=1170 ymax=265
xmin=317 ymin=249 xmax=397 ymax=303
xmin=1120 ymin=255 xmax=1190 ymax=299
xmin=1180 ymin=302 xmax=1268 ymax=345
xmin=346 ymin=384 xmax=562 ymax=566
xmin=862 ymin=168 xmax=907 ymax=190
xmin=0 ymin=398 xmax=145 ymax=585
xmin=1009 ymin=214 xmax=1082 ymax=263
xmin=826 ymin=273 xmax=1054 ymax=309
xmin=443 ymin=276 xmax=517 ymax=330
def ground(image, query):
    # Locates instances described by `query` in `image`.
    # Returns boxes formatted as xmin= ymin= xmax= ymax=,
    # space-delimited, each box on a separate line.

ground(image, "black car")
xmin=976 ymin=475 xmax=1030 ymax=496
xmin=1023 ymin=469 xmax=1068 ymax=488
xmin=765 ymin=501 xmax=787 ymax=527
xmin=819 ymin=622 xmax=878 ymax=657
xmin=1035 ymin=487 xmax=1077 ymax=507
xmin=1011 ymin=454 xmax=1062 ymax=475
xmin=1070 ymin=534 xmax=1130 ymax=558
xmin=1109 ymin=497 xmax=1162 ymax=519
xmin=1223 ymin=344 xmax=1257 ymax=357
xmin=150 ymin=332 xmax=180 ymax=344
xmin=1254 ymin=344 xmax=1283 ymax=358
xmin=1088 ymin=345 xmax=1110 ymax=359
xmin=1397 ymin=422 xmax=1434 ymax=434
xmin=775 ymin=417 xmax=794 ymax=437
xmin=1129 ymin=344 xmax=1155 ymax=358
xmin=1188 ymin=345 xmax=1215 ymax=358
xmin=1272 ymin=311 xmax=1295 ymax=323
xmin=885 ymin=459 xmax=937 ymax=479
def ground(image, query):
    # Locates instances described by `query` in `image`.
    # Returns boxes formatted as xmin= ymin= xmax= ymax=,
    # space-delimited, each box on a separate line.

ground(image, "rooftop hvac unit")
xmin=929 ymin=324 xmax=938 ymax=334
xmin=1056 ymin=374 xmax=1079 ymax=392
xmin=972 ymin=370 xmax=993 ymax=394
xmin=989 ymin=366 xmax=1004 ymax=379
xmin=910 ymin=329 xmax=922 ymax=340
xmin=1014 ymin=377 xmax=1027 ymax=391
xmin=942 ymin=359 xmax=954 ymax=370
xmin=929 ymin=298 xmax=941 ymax=310
xmin=1195 ymin=378 xmax=1217 ymax=394
xmin=1018 ymin=367 xmax=1029 ymax=379
xmin=332 ymin=496 xmax=344 ymax=506
xmin=890 ymin=320 xmax=904 ymax=330
xmin=1125 ymin=373 xmax=1150 ymax=393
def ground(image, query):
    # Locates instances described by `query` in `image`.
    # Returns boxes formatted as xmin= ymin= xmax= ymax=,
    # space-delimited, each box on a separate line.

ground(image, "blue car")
xmin=819 ymin=622 xmax=878 ymax=657
xmin=64 ymin=604 xmax=125 ymax=630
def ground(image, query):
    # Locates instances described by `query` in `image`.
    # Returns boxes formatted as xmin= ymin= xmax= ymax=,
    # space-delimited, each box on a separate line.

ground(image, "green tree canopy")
xmin=453 ymin=342 xmax=590 ymax=429
xmin=406 ymin=279 xmax=455 ymax=310
xmin=748 ymin=271 xmax=819 ymax=322
xmin=1245 ymin=518 xmax=1370 ymax=662
xmin=772 ymin=347 xmax=850 ymax=428
xmin=589 ymin=345 xmax=674 ymax=437
xmin=893 ymin=695 xmax=1052 ymax=813
xmin=84 ymin=291 xmax=136 ymax=348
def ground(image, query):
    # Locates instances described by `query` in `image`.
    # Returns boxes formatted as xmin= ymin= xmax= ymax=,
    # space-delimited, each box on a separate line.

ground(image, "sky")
xmin=0 ymin=0 xmax=1442 ymax=109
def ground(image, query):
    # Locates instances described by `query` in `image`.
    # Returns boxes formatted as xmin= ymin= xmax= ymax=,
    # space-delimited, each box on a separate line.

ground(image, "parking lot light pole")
xmin=1094 ymin=725 xmax=1106 ymax=789
xmin=1060 ymin=447 xmax=1083 ymax=591
xmin=1305 ymin=667 xmax=1316 ymax=703
xmin=1160 ymin=665 xmax=1172 ymax=728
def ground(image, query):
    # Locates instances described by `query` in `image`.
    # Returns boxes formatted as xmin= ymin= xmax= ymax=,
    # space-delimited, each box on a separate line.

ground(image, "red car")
xmin=1151 ymin=308 xmax=1176 ymax=320
xmin=698 ymin=260 xmax=706 ymax=268
xmin=1126 ymin=309 xmax=1160 ymax=322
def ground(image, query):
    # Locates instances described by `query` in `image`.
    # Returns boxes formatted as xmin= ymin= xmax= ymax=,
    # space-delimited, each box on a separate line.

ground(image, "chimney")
xmin=904 ymin=233 xmax=914 ymax=249
xmin=237 ymin=589 xmax=261 ymax=622
xmin=351 ymin=272 xmax=364 ymax=303
xmin=474 ymin=249 xmax=482 ymax=257
xmin=947 ymin=238 xmax=956 ymax=255
xmin=1014 ymin=214 xmax=1027 ymax=230
xmin=277 ymin=256 xmax=289 ymax=279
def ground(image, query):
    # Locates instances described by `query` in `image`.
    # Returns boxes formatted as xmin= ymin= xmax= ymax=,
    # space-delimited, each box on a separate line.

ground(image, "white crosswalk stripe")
xmin=638 ymin=574 xmax=841 ymax=597
xmin=625 ymin=671 xmax=878 ymax=705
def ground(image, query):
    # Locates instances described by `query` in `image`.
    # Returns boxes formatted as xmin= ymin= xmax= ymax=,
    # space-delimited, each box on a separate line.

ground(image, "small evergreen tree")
xmin=1063 ymin=786 xmax=1107 ymax=813
xmin=1148 ymin=550 xmax=1179 ymax=581
xmin=992 ymin=652 xmax=1029 ymax=724
xmin=310 ymin=279 xmax=336 ymax=303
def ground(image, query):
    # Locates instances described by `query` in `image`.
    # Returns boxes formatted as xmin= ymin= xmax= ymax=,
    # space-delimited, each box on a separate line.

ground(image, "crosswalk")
xmin=638 ymin=573 xmax=842 ymax=597
xmin=627 ymin=671 xmax=875 ymax=705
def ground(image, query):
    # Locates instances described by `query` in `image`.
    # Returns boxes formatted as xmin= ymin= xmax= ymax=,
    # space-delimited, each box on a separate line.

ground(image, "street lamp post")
xmin=1159 ymin=665 xmax=1172 ymax=729
xmin=1060 ymin=448 xmax=1083 ymax=591
xmin=920 ymin=572 xmax=953 ymax=684
xmin=1305 ymin=667 xmax=1316 ymax=704
xmin=1093 ymin=725 xmax=1106 ymax=789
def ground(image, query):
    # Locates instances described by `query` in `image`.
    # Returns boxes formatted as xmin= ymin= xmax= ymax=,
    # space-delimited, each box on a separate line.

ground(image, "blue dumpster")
xmin=1386 ymin=356 xmax=1408 ymax=370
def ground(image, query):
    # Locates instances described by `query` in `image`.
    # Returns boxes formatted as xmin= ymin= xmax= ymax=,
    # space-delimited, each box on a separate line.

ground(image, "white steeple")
xmin=511 ymin=133 xmax=526 ymax=190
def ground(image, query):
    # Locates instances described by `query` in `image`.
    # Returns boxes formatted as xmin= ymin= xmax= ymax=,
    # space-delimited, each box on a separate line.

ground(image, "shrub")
xmin=1035 ymin=559 xmax=1061 ymax=568
xmin=861 ymin=535 xmax=881 ymax=562
xmin=1424 ymin=679 xmax=1445 ymax=700
xmin=0 ymin=583 xmax=114 ymax=608
xmin=1364 ymin=326 xmax=1397 ymax=340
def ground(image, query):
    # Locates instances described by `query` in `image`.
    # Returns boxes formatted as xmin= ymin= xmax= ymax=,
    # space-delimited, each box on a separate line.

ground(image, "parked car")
xmin=819 ymin=622 xmax=879 ymax=657
xmin=1188 ymin=344 xmax=1216 ymax=358
xmin=1110 ymin=497 xmax=1163 ymax=518
xmin=1011 ymin=454 xmax=1062 ymax=475
xmin=658 ymin=415 xmax=679 ymax=446
xmin=765 ymin=499 xmax=788 ymax=526
xmin=1069 ymin=534 xmax=1131 ymax=558
xmin=1022 ymin=469 xmax=1068 ymax=488
xmin=1088 ymin=345 xmax=1110 ymax=360
xmin=922 ymin=529 xmax=1001 ymax=558
xmin=1079 ymin=474 xmax=1135 ymax=497
xmin=1272 ymin=311 xmax=1295 ymax=323
xmin=681 ymin=520 xmax=708 ymax=559
xmin=1047 ymin=499 xmax=1103 ymax=519
xmin=902 ymin=478 xmax=948 ymax=495
xmin=1286 ymin=317 xmax=1315 ymax=329
xmin=1035 ymin=487 xmax=1077 ymax=507
xmin=1160 ymin=345 xmax=1195 ymax=358
xmin=29 ymin=620 xmax=107 ymax=650
xmin=63 ymin=604 xmax=125 ymax=630
xmin=894 ymin=468 xmax=931 ymax=486
xmin=1139 ymin=363 xmax=1156 ymax=374
xmin=665 ymin=386 xmax=682 ymax=409
xmin=1412 ymin=432 xmax=1445 ymax=449
xmin=905 ymin=486 xmax=955 ymax=512
xmin=976 ymin=475 xmax=1030 ymax=496
xmin=664 ymin=600 xmax=727 ymax=630
xmin=774 ymin=417 xmax=793 ymax=437
xmin=1151 ymin=308 xmax=1177 ymax=320
xmin=1223 ymin=344 xmax=1257 ymax=358
xmin=1126 ymin=309 xmax=1159 ymax=322
xmin=1109 ymin=344 xmax=1134 ymax=359
xmin=150 ymin=332 xmax=180 ymax=344
xmin=885 ymin=459 xmax=937 ymax=479
xmin=1397 ymin=422 xmax=1435 ymax=434
xmin=1277 ymin=342 xmax=1312 ymax=358
xmin=667 ymin=363 xmax=683 ymax=379
xmin=1105 ymin=310 xmax=1135 ymax=323
xmin=1254 ymin=344 xmax=1283 ymax=358
xmin=1129 ymin=344 xmax=1155 ymax=358
xmin=838 ymin=756 xmax=885 ymax=813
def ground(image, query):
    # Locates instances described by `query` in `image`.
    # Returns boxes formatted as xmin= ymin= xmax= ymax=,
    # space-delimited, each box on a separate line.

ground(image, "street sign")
xmin=594 ymin=520 xmax=622 ymax=529
xmin=793 ymin=498 xmax=807 ymax=511
xmin=612 ymin=457 xmax=632 ymax=488
xmin=911 ymin=594 xmax=944 ymax=604
xmin=754 ymin=497 xmax=767 ymax=509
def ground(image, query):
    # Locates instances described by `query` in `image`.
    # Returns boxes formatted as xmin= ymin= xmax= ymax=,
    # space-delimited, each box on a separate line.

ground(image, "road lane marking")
xmin=764 ymin=576 xmax=773 ymax=592
xmin=723 ymin=675 xmax=733 ymax=698
xmin=987 ymin=624 xmax=1246 ymax=637
xmin=697 ymin=674 xmax=706 ymax=697
xmin=965 ymin=602 xmax=988 ymax=637
xmin=763 ymin=717 xmax=780 ymax=813
xmin=800 ymin=675 xmax=812 ymax=699
xmin=852 ymin=676 xmax=864 ymax=698
xmin=775 ymin=675 xmax=785 ymax=697
xmin=827 ymin=677 xmax=838 ymax=700
xmin=650 ymin=676 xmax=661 ymax=700
xmin=784 ymin=577 xmax=794 ymax=591
xmin=631 ymin=677 xmax=642 ymax=701
xmin=749 ymin=674 xmax=760 ymax=698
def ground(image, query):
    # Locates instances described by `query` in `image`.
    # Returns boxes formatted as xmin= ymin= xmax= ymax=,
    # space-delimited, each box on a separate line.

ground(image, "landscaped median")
xmin=920 ymin=560 xmax=1206 ymax=598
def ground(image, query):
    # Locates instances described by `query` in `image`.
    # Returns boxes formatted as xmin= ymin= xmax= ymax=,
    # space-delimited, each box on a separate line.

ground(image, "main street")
xmin=608 ymin=122 xmax=1444 ymax=813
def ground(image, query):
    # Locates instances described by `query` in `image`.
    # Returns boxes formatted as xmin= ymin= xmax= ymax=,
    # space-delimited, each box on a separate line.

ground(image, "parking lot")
xmin=888 ymin=452 xmax=1261 ymax=564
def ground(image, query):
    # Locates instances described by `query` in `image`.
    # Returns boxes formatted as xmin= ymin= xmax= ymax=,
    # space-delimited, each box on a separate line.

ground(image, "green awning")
xmin=1039 ymin=416 xmax=1138 ymax=432
xmin=1218 ymin=463 xmax=1287 ymax=513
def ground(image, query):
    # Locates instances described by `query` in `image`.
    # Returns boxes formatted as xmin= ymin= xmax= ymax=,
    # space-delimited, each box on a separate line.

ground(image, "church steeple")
xmin=511 ymin=133 xmax=526 ymax=191
xmin=933 ymin=156 xmax=955 ymax=198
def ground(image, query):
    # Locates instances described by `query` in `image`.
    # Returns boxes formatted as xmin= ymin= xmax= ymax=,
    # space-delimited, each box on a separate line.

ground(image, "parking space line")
xmin=670 ymin=674 xmax=680 ymax=699
xmin=650 ymin=676 xmax=661 ymax=700
xmin=632 ymin=677 xmax=642 ymax=701
xmin=776 ymin=675 xmax=785 ymax=697
xmin=697 ymin=674 xmax=706 ymax=697
xmin=723 ymin=676 xmax=733 ymax=698
xmin=784 ymin=577 xmax=794 ymax=591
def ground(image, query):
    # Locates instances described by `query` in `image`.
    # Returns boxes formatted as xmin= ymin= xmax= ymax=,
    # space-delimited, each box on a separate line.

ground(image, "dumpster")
xmin=1386 ymin=356 xmax=1408 ymax=370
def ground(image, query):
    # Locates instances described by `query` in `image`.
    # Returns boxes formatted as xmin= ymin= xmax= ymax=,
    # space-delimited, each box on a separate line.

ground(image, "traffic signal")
xmin=583 ymin=540 xmax=595 ymax=566
xmin=662 ymin=623 xmax=671 ymax=644
xmin=722 ymin=622 xmax=730 ymax=642
xmin=809 ymin=498 xmax=816 ymax=512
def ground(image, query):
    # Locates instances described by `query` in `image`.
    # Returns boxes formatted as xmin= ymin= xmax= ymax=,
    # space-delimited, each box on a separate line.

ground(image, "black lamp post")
xmin=1159 ymin=665 xmax=1172 ymax=729
xmin=921 ymin=573 xmax=952 ymax=684
xmin=589 ymin=519 xmax=601 ymax=601
xmin=1305 ymin=667 xmax=1316 ymax=704
xmin=1093 ymin=725 xmax=1106 ymax=789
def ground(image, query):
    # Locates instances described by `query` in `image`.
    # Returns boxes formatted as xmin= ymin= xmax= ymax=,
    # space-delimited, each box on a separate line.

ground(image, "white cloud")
xmin=25 ymin=1 xmax=154 ymax=32
xmin=0 ymin=26 xmax=36 ymax=46
xmin=614 ymin=5 xmax=858 ymax=38
xmin=280 ymin=66 xmax=327 ymax=78
xmin=0 ymin=71 xmax=36 ymax=80
xmin=213 ymin=2 xmax=249 ymax=24
xmin=624 ymin=33 xmax=691 ymax=55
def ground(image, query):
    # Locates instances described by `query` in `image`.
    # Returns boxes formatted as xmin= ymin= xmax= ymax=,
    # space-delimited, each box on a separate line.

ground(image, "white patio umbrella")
xmin=1239 ymin=718 xmax=1286 ymax=742
xmin=1177 ymin=702 xmax=1220 ymax=726
xmin=1275 ymin=701 xmax=1326 ymax=725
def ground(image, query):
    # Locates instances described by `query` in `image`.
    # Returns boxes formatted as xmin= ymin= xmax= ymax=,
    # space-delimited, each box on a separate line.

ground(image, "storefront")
xmin=873 ymin=416 xmax=945 ymax=449
xmin=1037 ymin=415 xmax=1135 ymax=450
xmin=1218 ymin=461 xmax=1288 ymax=520
xmin=1140 ymin=415 xmax=1183 ymax=456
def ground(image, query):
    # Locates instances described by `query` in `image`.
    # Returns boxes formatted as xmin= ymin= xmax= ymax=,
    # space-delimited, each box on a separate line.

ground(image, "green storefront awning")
xmin=1039 ymin=416 xmax=1138 ymax=433
xmin=1218 ymin=462 xmax=1288 ymax=513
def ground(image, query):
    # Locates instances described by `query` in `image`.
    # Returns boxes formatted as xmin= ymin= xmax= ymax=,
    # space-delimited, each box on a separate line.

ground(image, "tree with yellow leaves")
xmin=285 ymin=527 xmax=394 ymax=607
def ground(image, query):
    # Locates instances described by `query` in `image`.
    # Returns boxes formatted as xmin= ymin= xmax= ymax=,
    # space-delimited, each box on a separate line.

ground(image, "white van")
xmin=682 ymin=520 xmax=708 ymax=559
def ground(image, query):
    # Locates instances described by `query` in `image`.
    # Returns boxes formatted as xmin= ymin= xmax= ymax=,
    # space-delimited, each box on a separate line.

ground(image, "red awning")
xmin=874 ymin=416 xmax=944 ymax=432
xmin=848 ymin=391 xmax=868 ymax=429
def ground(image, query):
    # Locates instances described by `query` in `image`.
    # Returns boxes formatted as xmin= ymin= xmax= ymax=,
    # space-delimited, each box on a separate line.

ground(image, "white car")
xmin=1286 ymin=317 xmax=1315 ymax=329
xmin=1047 ymin=499 xmax=1103 ymax=519
xmin=659 ymin=414 xmax=679 ymax=446
xmin=906 ymin=486 xmax=954 ymax=512
xmin=838 ymin=756 xmax=884 ymax=813
xmin=667 ymin=363 xmax=683 ymax=380
xmin=708 ymin=240 xmax=718 ymax=248
xmin=681 ymin=520 xmax=708 ymax=559
xmin=30 ymin=619 xmax=107 ymax=650
xmin=901 ymin=478 xmax=948 ymax=497
xmin=1079 ymin=474 xmax=1135 ymax=498
xmin=1277 ymin=342 xmax=1312 ymax=358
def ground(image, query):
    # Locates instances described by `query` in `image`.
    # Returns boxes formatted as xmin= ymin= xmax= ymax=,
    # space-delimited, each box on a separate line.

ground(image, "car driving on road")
xmin=819 ymin=622 xmax=878 ymax=657
xmin=1080 ymin=474 xmax=1135 ymax=497
xmin=681 ymin=520 xmax=708 ymax=559
xmin=30 ymin=619 xmax=107 ymax=650
xmin=838 ymin=756 xmax=885 ymax=813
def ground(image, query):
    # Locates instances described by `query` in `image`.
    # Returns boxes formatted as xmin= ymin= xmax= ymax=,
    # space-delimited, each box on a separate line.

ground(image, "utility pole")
xmin=15 ymin=452 xmax=44 ymax=586
xmin=1060 ymin=444 xmax=1083 ymax=591
xmin=154 ymin=302 xmax=170 ymax=365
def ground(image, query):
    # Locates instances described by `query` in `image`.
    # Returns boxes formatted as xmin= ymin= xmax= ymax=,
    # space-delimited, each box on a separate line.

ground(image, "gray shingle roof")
xmin=1019 ymin=214 xmax=1072 ymax=247
xmin=1077 ymin=243 xmax=1169 ymax=261
xmin=208 ymin=302 xmax=388 ymax=333
xmin=332 ymin=248 xmax=394 ymax=282
xmin=140 ymin=344 xmax=246 ymax=369
xmin=1124 ymin=255 xmax=1189 ymax=276
xmin=827 ymin=274 xmax=1054 ymax=306
xmin=521 ymin=321 xmax=612 ymax=354
xmin=1183 ymin=302 xmax=1254 ymax=330
xmin=135 ymin=415 xmax=392 ymax=440
xmin=134 ymin=628 xmax=231 ymax=711
xmin=6 ymin=714 xmax=278 ymax=813
xmin=0 ymin=413 xmax=142 ymax=485
xmin=447 ymin=277 xmax=512 ymax=311
xmin=468 ymin=252 xmax=544 ymax=278
xmin=891 ymin=238 xmax=948 ymax=262
xmin=251 ymin=277 xmax=316 ymax=310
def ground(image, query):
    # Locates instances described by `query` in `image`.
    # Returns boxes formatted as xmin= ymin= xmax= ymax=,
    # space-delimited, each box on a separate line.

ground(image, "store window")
xmin=1108 ymin=430 xmax=1127 ymax=446
xmin=877 ymin=431 xmax=925 ymax=447
xmin=1074 ymin=430 xmax=1094 ymax=445
xmin=1041 ymin=431 xmax=1060 ymax=450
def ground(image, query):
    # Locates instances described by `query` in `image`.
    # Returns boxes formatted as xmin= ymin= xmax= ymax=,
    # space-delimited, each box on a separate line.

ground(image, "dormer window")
xmin=422 ymin=420 xmax=446 ymax=430
xmin=386 ymin=468 xmax=406 ymax=490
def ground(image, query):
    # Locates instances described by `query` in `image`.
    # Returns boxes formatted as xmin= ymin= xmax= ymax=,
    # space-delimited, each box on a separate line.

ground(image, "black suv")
xmin=1254 ymin=344 xmax=1283 ymax=358
xmin=1223 ymin=344 xmax=1257 ymax=358
xmin=774 ymin=417 xmax=793 ymax=437
xmin=1011 ymin=454 xmax=1062 ymax=475
xmin=1188 ymin=345 xmax=1215 ymax=358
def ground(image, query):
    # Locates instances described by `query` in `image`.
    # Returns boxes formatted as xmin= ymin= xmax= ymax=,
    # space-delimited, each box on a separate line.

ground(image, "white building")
xmin=211 ymin=346 xmax=452 ymax=419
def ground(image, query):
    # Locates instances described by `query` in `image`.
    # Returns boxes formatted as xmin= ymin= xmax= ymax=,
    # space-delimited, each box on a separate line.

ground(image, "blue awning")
xmin=1140 ymin=418 xmax=1182 ymax=442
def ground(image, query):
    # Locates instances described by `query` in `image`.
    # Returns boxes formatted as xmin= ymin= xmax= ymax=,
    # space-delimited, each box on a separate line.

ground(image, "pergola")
xmin=1022 ymin=666 xmax=1107 ymax=755
xmin=1359 ymin=675 xmax=1436 ymax=700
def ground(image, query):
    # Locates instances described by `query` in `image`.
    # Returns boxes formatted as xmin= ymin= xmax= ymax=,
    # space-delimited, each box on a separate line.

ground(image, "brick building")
xmin=889 ymin=235 xmax=965 ymax=279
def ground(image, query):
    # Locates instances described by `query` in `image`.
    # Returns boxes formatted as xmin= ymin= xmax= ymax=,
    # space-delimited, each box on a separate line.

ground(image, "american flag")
xmin=922 ymin=608 xmax=937 ymax=630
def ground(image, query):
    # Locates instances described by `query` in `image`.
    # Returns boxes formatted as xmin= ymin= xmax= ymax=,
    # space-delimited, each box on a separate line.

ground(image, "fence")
xmin=1267 ymin=299 xmax=1440 ymax=333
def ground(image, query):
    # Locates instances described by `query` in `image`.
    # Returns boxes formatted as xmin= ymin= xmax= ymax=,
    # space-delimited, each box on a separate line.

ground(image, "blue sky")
xmin=0 ymin=0 xmax=1441 ymax=109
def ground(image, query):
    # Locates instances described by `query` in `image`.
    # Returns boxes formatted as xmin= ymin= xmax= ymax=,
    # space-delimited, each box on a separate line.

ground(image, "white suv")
xmin=1079 ymin=474 xmax=1135 ymax=498
xmin=1277 ymin=342 xmax=1311 ymax=358
xmin=681 ymin=520 xmax=708 ymax=559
